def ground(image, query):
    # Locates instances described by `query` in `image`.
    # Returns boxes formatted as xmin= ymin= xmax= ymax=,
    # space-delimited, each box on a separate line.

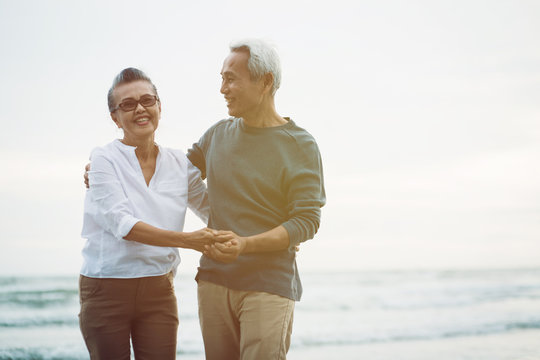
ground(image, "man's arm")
xmin=204 ymin=225 xmax=290 ymax=263
xmin=186 ymin=131 xmax=210 ymax=179
xmin=205 ymin=135 xmax=325 ymax=263
xmin=186 ymin=161 xmax=209 ymax=224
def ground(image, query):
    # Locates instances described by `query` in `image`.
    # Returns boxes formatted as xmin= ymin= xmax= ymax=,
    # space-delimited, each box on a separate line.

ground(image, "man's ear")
xmin=263 ymin=73 xmax=274 ymax=94
xmin=110 ymin=112 xmax=121 ymax=128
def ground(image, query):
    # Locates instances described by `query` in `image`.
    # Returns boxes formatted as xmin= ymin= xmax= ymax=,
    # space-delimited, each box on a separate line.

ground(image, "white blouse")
xmin=80 ymin=139 xmax=209 ymax=278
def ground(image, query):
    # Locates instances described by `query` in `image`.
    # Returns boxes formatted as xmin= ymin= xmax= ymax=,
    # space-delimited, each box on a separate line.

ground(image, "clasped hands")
xmin=188 ymin=228 xmax=246 ymax=263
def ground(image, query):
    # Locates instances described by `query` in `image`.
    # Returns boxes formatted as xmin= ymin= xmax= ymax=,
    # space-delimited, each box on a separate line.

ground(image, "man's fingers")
xmin=213 ymin=242 xmax=236 ymax=253
xmin=215 ymin=234 xmax=234 ymax=243
xmin=204 ymin=242 xmax=238 ymax=263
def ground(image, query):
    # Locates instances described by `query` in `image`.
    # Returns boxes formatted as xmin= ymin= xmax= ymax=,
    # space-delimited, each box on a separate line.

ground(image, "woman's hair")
xmin=229 ymin=39 xmax=281 ymax=95
xmin=107 ymin=68 xmax=159 ymax=112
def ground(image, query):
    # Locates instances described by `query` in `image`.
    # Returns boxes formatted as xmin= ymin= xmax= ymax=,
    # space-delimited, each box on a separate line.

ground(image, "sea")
xmin=1 ymin=268 xmax=540 ymax=360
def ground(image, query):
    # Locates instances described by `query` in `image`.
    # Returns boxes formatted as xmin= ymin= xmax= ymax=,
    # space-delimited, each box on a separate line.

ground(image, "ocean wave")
xmin=0 ymin=276 xmax=78 ymax=309
xmin=1 ymin=344 xmax=203 ymax=360
xmin=2 ymin=270 xmax=540 ymax=354
xmin=0 ymin=346 xmax=202 ymax=360
xmin=0 ymin=289 xmax=78 ymax=308
xmin=4 ymin=271 xmax=540 ymax=312
xmin=298 ymin=269 xmax=540 ymax=312
xmin=0 ymin=348 xmax=85 ymax=360
xmin=0 ymin=316 xmax=78 ymax=328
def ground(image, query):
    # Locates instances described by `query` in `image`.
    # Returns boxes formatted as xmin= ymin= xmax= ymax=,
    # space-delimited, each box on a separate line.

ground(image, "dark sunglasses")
xmin=112 ymin=95 xmax=159 ymax=112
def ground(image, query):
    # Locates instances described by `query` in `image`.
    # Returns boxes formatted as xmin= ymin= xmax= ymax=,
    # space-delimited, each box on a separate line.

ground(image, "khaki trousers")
xmin=198 ymin=280 xmax=295 ymax=360
xmin=79 ymin=273 xmax=178 ymax=360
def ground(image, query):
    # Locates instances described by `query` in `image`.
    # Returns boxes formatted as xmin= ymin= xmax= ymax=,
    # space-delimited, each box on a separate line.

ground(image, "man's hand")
xmin=84 ymin=163 xmax=90 ymax=189
xmin=203 ymin=228 xmax=300 ymax=262
xmin=204 ymin=230 xmax=246 ymax=263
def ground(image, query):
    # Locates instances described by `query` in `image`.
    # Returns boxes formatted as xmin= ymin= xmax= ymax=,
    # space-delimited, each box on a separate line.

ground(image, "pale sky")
xmin=0 ymin=0 xmax=539 ymax=275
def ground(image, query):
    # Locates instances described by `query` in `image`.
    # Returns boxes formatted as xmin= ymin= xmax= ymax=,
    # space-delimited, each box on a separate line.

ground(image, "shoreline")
xmin=285 ymin=329 xmax=540 ymax=360
xmin=175 ymin=329 xmax=540 ymax=359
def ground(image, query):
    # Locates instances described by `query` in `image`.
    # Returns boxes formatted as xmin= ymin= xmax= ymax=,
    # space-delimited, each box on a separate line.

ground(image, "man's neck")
xmin=241 ymin=102 xmax=287 ymax=128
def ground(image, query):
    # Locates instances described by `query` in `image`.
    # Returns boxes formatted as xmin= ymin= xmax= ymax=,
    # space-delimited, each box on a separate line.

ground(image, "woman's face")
xmin=110 ymin=80 xmax=161 ymax=145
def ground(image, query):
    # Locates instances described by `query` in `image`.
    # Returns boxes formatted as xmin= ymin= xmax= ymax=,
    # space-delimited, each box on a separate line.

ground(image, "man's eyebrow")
xmin=221 ymin=71 xmax=235 ymax=77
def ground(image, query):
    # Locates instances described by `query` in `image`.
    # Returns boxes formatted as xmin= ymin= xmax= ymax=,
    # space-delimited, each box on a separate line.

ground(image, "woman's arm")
xmin=124 ymin=222 xmax=215 ymax=251
xmin=88 ymin=150 xmax=215 ymax=250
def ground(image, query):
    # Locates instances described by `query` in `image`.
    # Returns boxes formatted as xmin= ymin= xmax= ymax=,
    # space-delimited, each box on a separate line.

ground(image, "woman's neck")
xmin=121 ymin=136 xmax=157 ymax=161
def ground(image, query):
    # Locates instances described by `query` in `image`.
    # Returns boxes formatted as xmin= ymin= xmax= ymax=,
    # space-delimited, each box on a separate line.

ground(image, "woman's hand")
xmin=181 ymin=228 xmax=218 ymax=252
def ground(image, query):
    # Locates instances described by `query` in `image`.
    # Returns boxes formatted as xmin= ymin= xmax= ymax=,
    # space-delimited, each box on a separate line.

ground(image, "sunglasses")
xmin=112 ymin=95 xmax=159 ymax=112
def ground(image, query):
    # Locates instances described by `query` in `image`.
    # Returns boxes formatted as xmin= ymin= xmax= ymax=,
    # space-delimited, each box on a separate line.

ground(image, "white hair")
xmin=229 ymin=38 xmax=281 ymax=95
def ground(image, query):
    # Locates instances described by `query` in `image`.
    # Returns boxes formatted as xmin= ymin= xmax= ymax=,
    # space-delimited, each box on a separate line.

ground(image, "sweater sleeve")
xmin=186 ymin=140 xmax=206 ymax=180
xmin=187 ymin=119 xmax=230 ymax=179
xmin=87 ymin=148 xmax=140 ymax=239
xmin=187 ymin=124 xmax=217 ymax=180
xmin=281 ymin=139 xmax=326 ymax=247
xmin=187 ymin=160 xmax=210 ymax=224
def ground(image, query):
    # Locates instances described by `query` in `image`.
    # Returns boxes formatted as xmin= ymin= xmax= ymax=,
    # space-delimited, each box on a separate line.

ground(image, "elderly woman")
xmin=80 ymin=68 xmax=214 ymax=359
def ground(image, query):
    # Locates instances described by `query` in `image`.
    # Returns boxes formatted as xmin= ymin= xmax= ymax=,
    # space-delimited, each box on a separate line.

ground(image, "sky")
xmin=0 ymin=0 xmax=539 ymax=275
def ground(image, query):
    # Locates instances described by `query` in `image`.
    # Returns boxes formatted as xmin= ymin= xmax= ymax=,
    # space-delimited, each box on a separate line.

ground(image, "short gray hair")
xmin=229 ymin=38 xmax=281 ymax=95
xmin=107 ymin=67 xmax=159 ymax=112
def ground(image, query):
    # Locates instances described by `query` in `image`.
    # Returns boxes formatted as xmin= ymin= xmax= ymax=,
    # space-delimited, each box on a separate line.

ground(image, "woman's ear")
xmin=110 ymin=112 xmax=121 ymax=128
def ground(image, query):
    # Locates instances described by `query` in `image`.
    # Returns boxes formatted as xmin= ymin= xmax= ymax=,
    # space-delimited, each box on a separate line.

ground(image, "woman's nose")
xmin=135 ymin=102 xmax=146 ymax=112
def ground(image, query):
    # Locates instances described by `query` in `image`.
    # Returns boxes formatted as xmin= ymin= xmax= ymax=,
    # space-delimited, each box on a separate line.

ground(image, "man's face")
xmin=110 ymin=80 xmax=161 ymax=144
xmin=220 ymin=50 xmax=266 ymax=119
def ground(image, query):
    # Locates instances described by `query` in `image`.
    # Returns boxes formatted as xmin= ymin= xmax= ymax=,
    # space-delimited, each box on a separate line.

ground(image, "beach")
xmin=287 ymin=329 xmax=540 ymax=360
xmin=1 ymin=269 xmax=540 ymax=359
xmin=151 ymin=329 xmax=540 ymax=360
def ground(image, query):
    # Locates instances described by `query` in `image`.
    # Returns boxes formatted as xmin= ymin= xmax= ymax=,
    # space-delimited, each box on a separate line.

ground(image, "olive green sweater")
xmin=187 ymin=117 xmax=325 ymax=301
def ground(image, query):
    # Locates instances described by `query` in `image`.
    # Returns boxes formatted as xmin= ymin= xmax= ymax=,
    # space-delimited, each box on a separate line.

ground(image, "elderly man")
xmin=189 ymin=39 xmax=325 ymax=360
